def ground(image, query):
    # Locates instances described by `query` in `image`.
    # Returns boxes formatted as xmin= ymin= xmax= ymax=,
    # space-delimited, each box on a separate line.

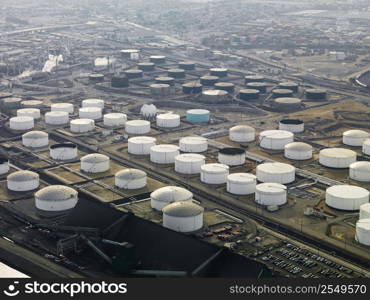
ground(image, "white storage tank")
xmin=175 ymin=154 xmax=205 ymax=174
xmin=22 ymin=131 xmax=49 ymax=148
xmin=186 ymin=109 xmax=210 ymax=123
xmin=17 ymin=108 xmax=40 ymax=119
xmin=80 ymin=153 xmax=110 ymax=173
xmin=218 ymin=148 xmax=245 ymax=166
xmin=284 ymin=142 xmax=313 ymax=160
xmin=162 ymin=201 xmax=204 ymax=233
xmin=343 ymin=130 xmax=369 ymax=146
xmin=150 ymin=144 xmax=180 ymax=164
xmin=200 ymin=163 xmax=229 ymax=184
xmin=227 ymin=173 xmax=257 ymax=195
xmin=35 ymin=185 xmax=78 ymax=212
xmin=259 ymin=130 xmax=294 ymax=150
xmin=125 ymin=120 xmax=151 ymax=135
xmin=51 ymin=103 xmax=74 ymax=114
xmin=255 ymin=183 xmax=287 ymax=206
xmin=103 ymin=113 xmax=127 ymax=127
xmin=45 ymin=111 xmax=69 ymax=125
xmin=229 ymin=125 xmax=255 ymax=143
xmin=256 ymin=162 xmax=295 ymax=184
xmin=179 ymin=136 xmax=208 ymax=153
xmin=363 ymin=139 xmax=370 ymax=155
xmin=278 ymin=119 xmax=304 ymax=133
xmin=356 ymin=218 xmax=370 ymax=246
xmin=0 ymin=157 xmax=10 ymax=175
xmin=79 ymin=107 xmax=102 ymax=120
xmin=156 ymin=113 xmax=180 ymax=128
xmin=360 ymin=203 xmax=370 ymax=220
xmin=70 ymin=119 xmax=95 ymax=133
xmin=82 ymin=98 xmax=104 ymax=109
xmin=50 ymin=143 xmax=78 ymax=160
xmin=349 ymin=162 xmax=370 ymax=182
xmin=319 ymin=148 xmax=356 ymax=168
xmin=9 ymin=116 xmax=34 ymax=131
xmin=325 ymin=185 xmax=369 ymax=211
xmin=115 ymin=169 xmax=147 ymax=189
xmin=7 ymin=170 xmax=39 ymax=191
xmin=128 ymin=136 xmax=156 ymax=155
xmin=151 ymin=186 xmax=193 ymax=211
xmin=140 ymin=104 xmax=157 ymax=119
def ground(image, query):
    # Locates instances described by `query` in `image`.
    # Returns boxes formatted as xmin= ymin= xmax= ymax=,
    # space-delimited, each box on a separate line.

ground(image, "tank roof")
xmin=162 ymin=201 xmax=204 ymax=217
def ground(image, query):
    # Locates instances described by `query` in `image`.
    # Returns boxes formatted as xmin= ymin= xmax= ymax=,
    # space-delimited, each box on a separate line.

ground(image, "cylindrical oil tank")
xmin=272 ymin=89 xmax=293 ymax=98
xmin=186 ymin=109 xmax=210 ymax=123
xmin=0 ymin=157 xmax=9 ymax=175
xmin=214 ymin=82 xmax=235 ymax=93
xmin=111 ymin=74 xmax=129 ymax=88
xmin=246 ymin=82 xmax=267 ymax=93
xmin=21 ymin=100 xmax=43 ymax=108
xmin=200 ymin=75 xmax=219 ymax=86
xmin=128 ymin=136 xmax=156 ymax=155
xmin=201 ymin=90 xmax=228 ymax=103
xmin=210 ymin=68 xmax=228 ymax=77
xmin=79 ymin=107 xmax=102 ymax=120
xmin=7 ymin=170 xmax=39 ymax=191
xmin=70 ymin=119 xmax=95 ymax=133
xmin=179 ymin=136 xmax=208 ymax=153
xmin=149 ymin=55 xmax=166 ymax=64
xmin=162 ymin=201 xmax=204 ymax=233
xmin=141 ymin=104 xmax=157 ymax=119
xmin=51 ymin=103 xmax=74 ymax=114
xmin=124 ymin=69 xmax=143 ymax=79
xmin=218 ymin=148 xmax=245 ymax=166
xmin=363 ymin=139 xmax=370 ymax=155
xmin=168 ymin=69 xmax=186 ymax=79
xmin=278 ymin=82 xmax=299 ymax=93
xmin=182 ymin=82 xmax=202 ymax=94
xmin=284 ymin=142 xmax=313 ymax=160
xmin=273 ymin=97 xmax=301 ymax=111
xmin=2 ymin=97 xmax=22 ymax=110
xmin=256 ymin=162 xmax=295 ymax=184
xmin=349 ymin=162 xmax=370 ymax=182
xmin=137 ymin=62 xmax=155 ymax=71
xmin=259 ymin=130 xmax=294 ymax=150
xmin=175 ymin=153 xmax=205 ymax=174
xmin=81 ymin=153 xmax=110 ymax=173
xmin=35 ymin=185 xmax=78 ymax=212
xmin=150 ymin=144 xmax=180 ymax=164
xmin=50 ymin=143 xmax=78 ymax=160
xmin=103 ymin=113 xmax=127 ymax=127
xmin=156 ymin=113 xmax=180 ymax=128
xmin=17 ymin=108 xmax=40 ymax=119
xmin=356 ymin=218 xmax=370 ymax=246
xmin=227 ymin=173 xmax=257 ymax=195
xmin=255 ymin=183 xmax=287 ymax=206
xmin=178 ymin=61 xmax=195 ymax=71
xmin=229 ymin=125 xmax=255 ymax=143
xmin=325 ymin=185 xmax=369 ymax=211
xmin=150 ymin=84 xmax=171 ymax=96
xmin=115 ymin=168 xmax=147 ymax=189
xmin=125 ymin=120 xmax=151 ymax=135
xmin=150 ymin=186 xmax=193 ymax=211
xmin=360 ymin=203 xmax=370 ymax=219
xmin=239 ymin=89 xmax=260 ymax=101
xmin=319 ymin=148 xmax=356 ymax=168
xmin=45 ymin=111 xmax=69 ymax=125
xmin=22 ymin=131 xmax=48 ymax=148
xmin=279 ymin=119 xmax=304 ymax=133
xmin=82 ymin=98 xmax=104 ymax=109
xmin=200 ymin=163 xmax=229 ymax=184
xmin=305 ymin=88 xmax=327 ymax=101
xmin=89 ymin=73 xmax=104 ymax=83
xmin=343 ymin=130 xmax=369 ymax=147
xmin=9 ymin=116 xmax=34 ymax=131
xmin=155 ymin=76 xmax=175 ymax=86
xmin=244 ymin=75 xmax=264 ymax=84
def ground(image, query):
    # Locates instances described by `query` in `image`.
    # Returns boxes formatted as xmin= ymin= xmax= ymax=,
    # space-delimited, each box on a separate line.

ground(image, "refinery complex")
xmin=0 ymin=0 xmax=370 ymax=279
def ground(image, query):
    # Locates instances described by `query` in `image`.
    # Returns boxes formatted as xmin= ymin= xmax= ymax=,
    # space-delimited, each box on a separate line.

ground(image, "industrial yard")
xmin=0 ymin=0 xmax=369 ymax=279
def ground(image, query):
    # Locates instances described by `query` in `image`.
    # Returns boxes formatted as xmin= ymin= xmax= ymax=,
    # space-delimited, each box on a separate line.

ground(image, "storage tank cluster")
xmin=80 ymin=153 xmax=110 ymax=173
xmin=186 ymin=109 xmax=210 ymax=123
xmin=278 ymin=119 xmax=304 ymax=133
xmin=45 ymin=111 xmax=69 ymax=125
xmin=342 ymin=130 xmax=369 ymax=146
xmin=284 ymin=142 xmax=313 ymax=160
xmin=50 ymin=143 xmax=78 ymax=160
xmin=229 ymin=125 xmax=255 ymax=143
xmin=128 ymin=136 xmax=156 ymax=155
xmin=51 ymin=103 xmax=74 ymax=114
xmin=35 ymin=185 xmax=78 ymax=213
xmin=156 ymin=113 xmax=180 ymax=128
xmin=7 ymin=170 xmax=39 ymax=191
xmin=175 ymin=153 xmax=205 ymax=174
xmin=201 ymin=90 xmax=228 ymax=103
xmin=151 ymin=186 xmax=193 ymax=211
xmin=255 ymin=183 xmax=287 ymax=206
xmin=319 ymin=148 xmax=356 ymax=168
xmin=17 ymin=108 xmax=40 ymax=119
xmin=9 ymin=116 xmax=34 ymax=131
xmin=356 ymin=218 xmax=370 ymax=246
xmin=70 ymin=119 xmax=95 ymax=133
xmin=218 ymin=148 xmax=245 ymax=166
xmin=125 ymin=120 xmax=151 ymax=135
xmin=103 ymin=113 xmax=127 ymax=127
xmin=256 ymin=162 xmax=295 ymax=184
xmin=227 ymin=173 xmax=257 ymax=195
xmin=272 ymin=98 xmax=302 ymax=111
xmin=200 ymin=163 xmax=229 ymax=184
xmin=325 ymin=185 xmax=369 ymax=211
xmin=349 ymin=162 xmax=370 ymax=182
xmin=115 ymin=168 xmax=147 ymax=189
xmin=22 ymin=131 xmax=49 ymax=148
xmin=179 ymin=136 xmax=208 ymax=153
xmin=150 ymin=144 xmax=180 ymax=164
xmin=259 ymin=130 xmax=294 ymax=150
